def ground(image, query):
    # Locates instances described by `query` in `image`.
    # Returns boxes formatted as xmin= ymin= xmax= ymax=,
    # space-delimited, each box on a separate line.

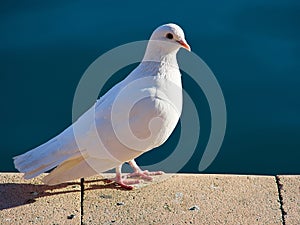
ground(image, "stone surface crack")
xmin=275 ymin=175 xmax=287 ymax=225
xmin=80 ymin=178 xmax=84 ymax=225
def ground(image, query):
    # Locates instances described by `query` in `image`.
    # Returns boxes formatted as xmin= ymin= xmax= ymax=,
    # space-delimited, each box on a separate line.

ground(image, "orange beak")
xmin=177 ymin=39 xmax=191 ymax=51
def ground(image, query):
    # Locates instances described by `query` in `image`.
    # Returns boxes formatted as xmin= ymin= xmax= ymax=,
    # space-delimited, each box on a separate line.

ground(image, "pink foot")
xmin=108 ymin=161 xmax=164 ymax=190
xmin=128 ymin=160 xmax=164 ymax=181
xmin=108 ymin=177 xmax=140 ymax=190
xmin=107 ymin=164 xmax=141 ymax=190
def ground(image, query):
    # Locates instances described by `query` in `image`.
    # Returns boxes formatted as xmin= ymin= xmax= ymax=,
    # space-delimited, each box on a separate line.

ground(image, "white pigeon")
xmin=13 ymin=23 xmax=191 ymax=189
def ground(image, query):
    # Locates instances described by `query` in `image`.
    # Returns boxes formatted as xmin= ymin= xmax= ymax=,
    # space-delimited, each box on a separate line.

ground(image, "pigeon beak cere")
xmin=177 ymin=39 xmax=191 ymax=51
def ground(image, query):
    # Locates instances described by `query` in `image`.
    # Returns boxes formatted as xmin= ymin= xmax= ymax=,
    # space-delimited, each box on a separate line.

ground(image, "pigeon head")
xmin=143 ymin=23 xmax=190 ymax=62
xmin=150 ymin=23 xmax=190 ymax=51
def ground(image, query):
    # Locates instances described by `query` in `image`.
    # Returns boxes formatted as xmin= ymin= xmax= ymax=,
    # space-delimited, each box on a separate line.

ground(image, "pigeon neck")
xmin=142 ymin=44 xmax=179 ymax=67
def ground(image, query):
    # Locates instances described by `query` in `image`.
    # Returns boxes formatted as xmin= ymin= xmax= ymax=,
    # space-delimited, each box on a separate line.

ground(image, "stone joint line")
xmin=275 ymin=176 xmax=287 ymax=225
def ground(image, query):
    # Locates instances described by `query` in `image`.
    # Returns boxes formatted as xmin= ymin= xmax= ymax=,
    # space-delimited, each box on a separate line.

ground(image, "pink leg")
xmin=108 ymin=164 xmax=140 ymax=190
xmin=126 ymin=159 xmax=164 ymax=181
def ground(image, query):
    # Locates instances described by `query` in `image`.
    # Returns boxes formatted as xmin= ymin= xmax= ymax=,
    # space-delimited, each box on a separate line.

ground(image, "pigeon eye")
xmin=166 ymin=33 xmax=173 ymax=39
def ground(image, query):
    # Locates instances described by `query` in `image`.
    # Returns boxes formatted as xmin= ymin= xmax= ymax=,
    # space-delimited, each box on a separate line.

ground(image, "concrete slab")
xmin=277 ymin=175 xmax=300 ymax=225
xmin=82 ymin=174 xmax=282 ymax=225
xmin=0 ymin=173 xmax=81 ymax=224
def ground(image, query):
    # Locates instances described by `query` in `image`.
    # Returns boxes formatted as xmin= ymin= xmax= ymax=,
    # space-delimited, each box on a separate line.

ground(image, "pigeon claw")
xmin=115 ymin=181 xmax=135 ymax=190
xmin=107 ymin=177 xmax=140 ymax=190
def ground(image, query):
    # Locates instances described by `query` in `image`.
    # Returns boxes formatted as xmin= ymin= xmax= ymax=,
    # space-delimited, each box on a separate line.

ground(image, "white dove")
xmin=13 ymin=23 xmax=191 ymax=189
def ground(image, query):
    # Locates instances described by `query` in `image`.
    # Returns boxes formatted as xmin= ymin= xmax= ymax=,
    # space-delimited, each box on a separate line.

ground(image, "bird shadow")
xmin=0 ymin=177 xmax=134 ymax=210
xmin=0 ymin=181 xmax=80 ymax=210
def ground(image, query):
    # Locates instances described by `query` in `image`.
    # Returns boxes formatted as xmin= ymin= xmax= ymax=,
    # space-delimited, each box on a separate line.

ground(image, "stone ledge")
xmin=0 ymin=173 xmax=299 ymax=225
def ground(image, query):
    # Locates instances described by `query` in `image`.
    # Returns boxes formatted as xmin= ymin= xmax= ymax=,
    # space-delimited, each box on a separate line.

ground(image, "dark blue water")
xmin=1 ymin=1 xmax=299 ymax=174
